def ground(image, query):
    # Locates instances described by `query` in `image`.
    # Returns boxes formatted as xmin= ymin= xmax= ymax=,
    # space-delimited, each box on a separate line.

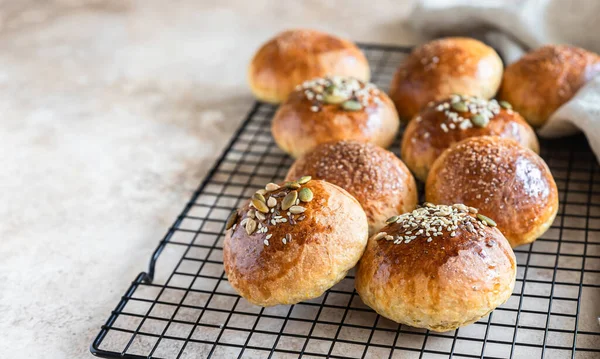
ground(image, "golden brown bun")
xmin=356 ymin=203 xmax=516 ymax=332
xmin=223 ymin=179 xmax=368 ymax=306
xmin=272 ymin=76 xmax=399 ymax=158
xmin=248 ymin=29 xmax=370 ymax=103
xmin=285 ymin=141 xmax=418 ymax=235
xmin=389 ymin=37 xmax=503 ymax=122
xmin=499 ymin=45 xmax=600 ymax=128
xmin=426 ymin=136 xmax=559 ymax=247
xmin=402 ymin=95 xmax=539 ymax=182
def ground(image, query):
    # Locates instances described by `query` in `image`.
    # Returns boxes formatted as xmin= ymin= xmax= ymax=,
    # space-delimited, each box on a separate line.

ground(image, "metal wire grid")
xmin=91 ymin=44 xmax=600 ymax=359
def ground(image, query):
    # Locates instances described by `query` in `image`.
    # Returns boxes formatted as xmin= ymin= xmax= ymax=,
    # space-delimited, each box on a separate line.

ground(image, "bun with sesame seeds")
xmin=389 ymin=37 xmax=503 ymax=122
xmin=271 ymin=76 xmax=400 ymax=158
xmin=247 ymin=29 xmax=370 ymax=103
xmin=425 ymin=136 xmax=559 ymax=248
xmin=401 ymin=94 xmax=539 ymax=182
xmin=223 ymin=178 xmax=368 ymax=306
xmin=285 ymin=140 xmax=418 ymax=235
xmin=355 ymin=203 xmax=516 ymax=332
xmin=499 ymin=45 xmax=600 ymax=128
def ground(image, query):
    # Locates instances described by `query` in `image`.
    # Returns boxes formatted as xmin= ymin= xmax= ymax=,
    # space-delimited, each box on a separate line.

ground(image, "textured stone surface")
xmin=0 ymin=1 xmax=419 ymax=358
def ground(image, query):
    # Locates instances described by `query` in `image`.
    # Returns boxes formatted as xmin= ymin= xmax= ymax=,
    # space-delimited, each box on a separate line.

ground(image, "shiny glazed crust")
xmin=499 ymin=45 xmax=600 ymax=128
xmin=286 ymin=141 xmax=418 ymax=235
xmin=355 ymin=209 xmax=516 ymax=332
xmin=425 ymin=136 xmax=559 ymax=247
xmin=402 ymin=98 xmax=539 ymax=182
xmin=248 ymin=29 xmax=370 ymax=103
xmin=389 ymin=37 xmax=503 ymax=122
xmin=223 ymin=180 xmax=369 ymax=306
xmin=272 ymin=87 xmax=399 ymax=158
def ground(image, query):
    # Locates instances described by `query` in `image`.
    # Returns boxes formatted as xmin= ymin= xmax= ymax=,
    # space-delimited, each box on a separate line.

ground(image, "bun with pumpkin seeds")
xmin=389 ymin=37 xmax=503 ymax=122
xmin=223 ymin=178 xmax=368 ymax=307
xmin=248 ymin=29 xmax=370 ymax=103
xmin=271 ymin=76 xmax=399 ymax=158
xmin=401 ymin=94 xmax=539 ymax=182
xmin=355 ymin=203 xmax=516 ymax=332
xmin=285 ymin=140 xmax=417 ymax=235
xmin=425 ymin=136 xmax=558 ymax=248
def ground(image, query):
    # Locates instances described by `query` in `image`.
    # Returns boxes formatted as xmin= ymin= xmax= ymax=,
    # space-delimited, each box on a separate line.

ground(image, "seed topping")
xmin=295 ymin=76 xmax=382 ymax=112
xmin=429 ymin=94 xmax=508 ymax=131
xmin=374 ymin=203 xmax=497 ymax=244
xmin=227 ymin=176 xmax=314 ymax=247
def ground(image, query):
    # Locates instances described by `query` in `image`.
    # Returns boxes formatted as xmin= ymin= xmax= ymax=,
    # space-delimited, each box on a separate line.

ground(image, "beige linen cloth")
xmin=410 ymin=0 xmax=600 ymax=162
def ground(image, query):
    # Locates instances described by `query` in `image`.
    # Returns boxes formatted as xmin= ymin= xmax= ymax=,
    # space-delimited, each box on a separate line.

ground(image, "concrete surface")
xmin=0 ymin=1 xmax=421 ymax=358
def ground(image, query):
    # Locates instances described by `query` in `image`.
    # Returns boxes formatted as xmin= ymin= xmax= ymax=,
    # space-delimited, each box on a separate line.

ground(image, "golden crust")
xmin=223 ymin=180 xmax=368 ymax=306
xmin=285 ymin=140 xmax=418 ymax=235
xmin=401 ymin=97 xmax=539 ymax=182
xmin=248 ymin=29 xmax=370 ymax=103
xmin=389 ymin=37 xmax=503 ymax=122
xmin=499 ymin=45 xmax=600 ymax=128
xmin=425 ymin=136 xmax=559 ymax=247
xmin=355 ymin=205 xmax=516 ymax=332
xmin=271 ymin=83 xmax=399 ymax=158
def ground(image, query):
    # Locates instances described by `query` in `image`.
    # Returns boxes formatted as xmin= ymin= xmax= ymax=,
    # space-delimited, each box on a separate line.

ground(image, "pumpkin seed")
xmin=341 ymin=100 xmax=362 ymax=111
xmin=253 ymin=192 xmax=266 ymax=203
xmin=225 ymin=210 xmax=238 ymax=230
xmin=386 ymin=215 xmax=399 ymax=224
xmin=289 ymin=205 xmax=306 ymax=214
xmin=285 ymin=181 xmax=301 ymax=189
xmin=251 ymin=198 xmax=269 ymax=213
xmin=477 ymin=213 xmax=497 ymax=227
xmin=256 ymin=189 xmax=267 ymax=196
xmin=267 ymin=197 xmax=277 ymax=208
xmin=323 ymin=93 xmax=348 ymax=104
xmin=298 ymin=188 xmax=313 ymax=202
xmin=499 ymin=100 xmax=512 ymax=109
xmin=324 ymin=84 xmax=336 ymax=93
xmin=373 ymin=232 xmax=387 ymax=240
xmin=247 ymin=209 xmax=256 ymax=219
xmin=471 ymin=114 xmax=489 ymax=128
xmin=297 ymin=175 xmax=312 ymax=184
xmin=451 ymin=101 xmax=468 ymax=112
xmin=245 ymin=218 xmax=257 ymax=235
xmin=265 ymin=183 xmax=280 ymax=192
xmin=282 ymin=191 xmax=298 ymax=210
xmin=255 ymin=211 xmax=266 ymax=221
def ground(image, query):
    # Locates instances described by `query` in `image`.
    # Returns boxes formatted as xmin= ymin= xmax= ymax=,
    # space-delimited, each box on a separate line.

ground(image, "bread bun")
xmin=426 ymin=136 xmax=558 ymax=247
xmin=223 ymin=178 xmax=368 ymax=306
xmin=499 ymin=45 xmax=600 ymax=128
xmin=272 ymin=76 xmax=399 ymax=158
xmin=286 ymin=140 xmax=417 ymax=235
xmin=248 ymin=29 xmax=370 ymax=103
xmin=402 ymin=95 xmax=539 ymax=182
xmin=389 ymin=37 xmax=503 ymax=122
xmin=356 ymin=203 xmax=516 ymax=332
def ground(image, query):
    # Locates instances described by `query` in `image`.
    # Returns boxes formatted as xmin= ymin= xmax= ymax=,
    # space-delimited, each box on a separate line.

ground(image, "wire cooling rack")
xmin=91 ymin=43 xmax=600 ymax=359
